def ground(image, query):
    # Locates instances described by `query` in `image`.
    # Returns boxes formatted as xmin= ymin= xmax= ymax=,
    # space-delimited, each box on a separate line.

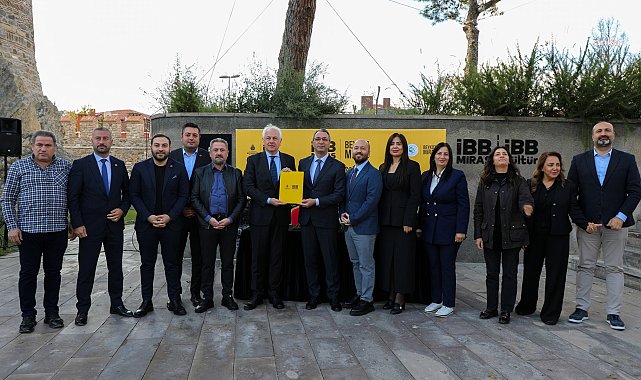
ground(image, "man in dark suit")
xmin=243 ymin=124 xmax=295 ymax=310
xmin=129 ymin=134 xmax=190 ymax=317
xmin=68 ymin=127 xmax=133 ymax=326
xmin=340 ymin=139 xmax=382 ymax=316
xmin=191 ymin=138 xmax=246 ymax=312
xmin=298 ymin=128 xmax=346 ymax=312
xmin=567 ymin=121 xmax=641 ymax=330
xmin=168 ymin=122 xmax=210 ymax=306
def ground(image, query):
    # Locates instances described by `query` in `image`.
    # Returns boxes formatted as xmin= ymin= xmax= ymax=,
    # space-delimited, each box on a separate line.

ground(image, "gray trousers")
xmin=344 ymin=227 xmax=376 ymax=302
xmin=576 ymin=227 xmax=627 ymax=315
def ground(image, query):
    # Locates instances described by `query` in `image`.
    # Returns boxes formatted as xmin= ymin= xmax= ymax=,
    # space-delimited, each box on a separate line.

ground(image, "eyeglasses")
xmin=313 ymin=137 xmax=329 ymax=142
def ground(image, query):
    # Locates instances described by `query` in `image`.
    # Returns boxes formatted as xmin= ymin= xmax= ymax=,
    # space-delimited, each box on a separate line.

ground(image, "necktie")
xmin=100 ymin=158 xmax=109 ymax=193
xmin=313 ymin=158 xmax=322 ymax=184
xmin=349 ymin=167 xmax=358 ymax=190
xmin=269 ymin=155 xmax=278 ymax=185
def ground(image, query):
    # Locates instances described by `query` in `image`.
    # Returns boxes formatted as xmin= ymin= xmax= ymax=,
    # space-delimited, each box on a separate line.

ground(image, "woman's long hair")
xmin=428 ymin=142 xmax=454 ymax=181
xmin=530 ymin=151 xmax=566 ymax=192
xmin=479 ymin=146 xmax=521 ymax=186
xmin=380 ymin=133 xmax=409 ymax=186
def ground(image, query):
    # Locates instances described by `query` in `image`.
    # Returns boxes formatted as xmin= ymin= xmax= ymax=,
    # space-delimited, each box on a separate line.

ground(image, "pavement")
xmin=0 ymin=224 xmax=640 ymax=379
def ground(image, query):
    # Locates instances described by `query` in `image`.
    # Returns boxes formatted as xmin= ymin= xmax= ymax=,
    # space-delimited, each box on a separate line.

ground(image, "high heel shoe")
xmin=390 ymin=303 xmax=405 ymax=315
xmin=382 ymin=300 xmax=394 ymax=310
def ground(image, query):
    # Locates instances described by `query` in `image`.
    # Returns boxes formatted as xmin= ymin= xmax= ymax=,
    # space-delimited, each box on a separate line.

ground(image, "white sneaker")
xmin=424 ymin=303 xmax=442 ymax=313
xmin=435 ymin=306 xmax=454 ymax=318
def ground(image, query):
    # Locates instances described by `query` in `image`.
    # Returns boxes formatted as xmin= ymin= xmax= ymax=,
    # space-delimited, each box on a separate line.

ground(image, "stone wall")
xmin=0 ymin=0 xmax=64 ymax=155
xmin=151 ymin=113 xmax=641 ymax=268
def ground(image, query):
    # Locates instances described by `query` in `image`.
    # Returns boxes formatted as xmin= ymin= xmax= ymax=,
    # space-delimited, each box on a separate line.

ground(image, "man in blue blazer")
xmin=340 ymin=139 xmax=382 ymax=316
xmin=567 ymin=121 xmax=641 ymax=330
xmin=68 ymin=127 xmax=133 ymax=326
xmin=298 ymin=129 xmax=346 ymax=312
xmin=129 ymin=134 xmax=190 ymax=317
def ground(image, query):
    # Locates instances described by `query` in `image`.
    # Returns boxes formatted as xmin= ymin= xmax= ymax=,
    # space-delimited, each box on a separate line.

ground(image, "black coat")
xmin=243 ymin=151 xmax=296 ymax=226
xmin=190 ymin=164 xmax=246 ymax=229
xmin=473 ymin=175 xmax=533 ymax=250
xmin=527 ymin=178 xmax=587 ymax=235
xmin=567 ymin=149 xmax=641 ymax=227
xmin=378 ymin=159 xmax=421 ymax=228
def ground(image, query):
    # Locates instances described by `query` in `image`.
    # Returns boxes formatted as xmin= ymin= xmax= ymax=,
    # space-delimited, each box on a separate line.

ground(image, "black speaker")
xmin=0 ymin=118 xmax=22 ymax=157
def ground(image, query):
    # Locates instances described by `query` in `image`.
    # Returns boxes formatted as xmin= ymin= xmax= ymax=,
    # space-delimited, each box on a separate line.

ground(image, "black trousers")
xmin=424 ymin=242 xmax=460 ymax=307
xmin=177 ymin=216 xmax=202 ymax=297
xmin=199 ymin=226 xmax=237 ymax=299
xmin=76 ymin=229 xmax=124 ymax=313
xmin=483 ymin=246 xmax=520 ymax=312
xmin=250 ymin=222 xmax=287 ymax=298
xmin=301 ymin=224 xmax=340 ymax=300
xmin=516 ymin=232 xmax=570 ymax=323
xmin=137 ymin=227 xmax=181 ymax=301
xmin=18 ymin=230 xmax=67 ymax=317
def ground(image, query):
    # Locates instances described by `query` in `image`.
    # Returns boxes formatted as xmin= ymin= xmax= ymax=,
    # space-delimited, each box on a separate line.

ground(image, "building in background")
xmin=61 ymin=109 xmax=150 ymax=170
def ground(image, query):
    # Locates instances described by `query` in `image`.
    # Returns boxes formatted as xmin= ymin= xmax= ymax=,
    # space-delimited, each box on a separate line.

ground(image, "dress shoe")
xmin=498 ymin=311 xmax=511 ymax=324
xmin=195 ymin=299 xmax=215 ymax=313
xmin=382 ymin=299 xmax=394 ymax=310
xmin=243 ymin=295 xmax=264 ymax=311
xmin=390 ymin=303 xmax=405 ymax=315
xmin=343 ymin=295 xmax=360 ymax=309
xmin=75 ymin=313 xmax=88 ymax=326
xmin=221 ymin=295 xmax=239 ymax=311
xmin=305 ymin=298 xmax=319 ymax=310
xmin=19 ymin=316 xmax=37 ymax=333
xmin=270 ymin=297 xmax=285 ymax=310
xmin=167 ymin=299 xmax=187 ymax=315
xmin=330 ymin=298 xmax=342 ymax=312
xmin=543 ymin=319 xmax=557 ymax=325
xmin=350 ymin=301 xmax=375 ymax=316
xmin=110 ymin=305 xmax=134 ymax=317
xmin=44 ymin=312 xmax=64 ymax=329
xmin=479 ymin=309 xmax=498 ymax=319
xmin=514 ymin=303 xmax=534 ymax=316
xmin=133 ymin=300 xmax=154 ymax=318
xmin=190 ymin=294 xmax=204 ymax=307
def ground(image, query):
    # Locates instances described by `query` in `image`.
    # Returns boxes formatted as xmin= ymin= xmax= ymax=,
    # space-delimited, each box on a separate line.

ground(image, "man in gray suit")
xmin=340 ymin=139 xmax=382 ymax=316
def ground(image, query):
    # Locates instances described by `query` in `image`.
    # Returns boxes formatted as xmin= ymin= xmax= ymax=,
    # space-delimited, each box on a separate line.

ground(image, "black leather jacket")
xmin=473 ymin=175 xmax=533 ymax=250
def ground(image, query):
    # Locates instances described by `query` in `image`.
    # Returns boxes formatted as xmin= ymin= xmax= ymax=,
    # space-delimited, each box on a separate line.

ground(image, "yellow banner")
xmin=236 ymin=129 xmax=446 ymax=172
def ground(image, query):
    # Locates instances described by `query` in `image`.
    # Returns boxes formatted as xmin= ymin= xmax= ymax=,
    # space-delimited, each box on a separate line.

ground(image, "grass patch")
xmin=124 ymin=209 xmax=137 ymax=225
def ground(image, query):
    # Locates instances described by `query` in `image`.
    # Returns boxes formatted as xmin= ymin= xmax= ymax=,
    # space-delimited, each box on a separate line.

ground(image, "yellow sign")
xmin=278 ymin=171 xmax=304 ymax=204
xmin=236 ymin=129 xmax=446 ymax=172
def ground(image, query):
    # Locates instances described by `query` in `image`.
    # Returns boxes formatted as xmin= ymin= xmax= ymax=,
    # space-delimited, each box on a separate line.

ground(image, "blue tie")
xmin=349 ymin=167 xmax=358 ymax=191
xmin=313 ymin=158 xmax=322 ymax=184
xmin=100 ymin=158 xmax=109 ymax=193
xmin=269 ymin=155 xmax=278 ymax=185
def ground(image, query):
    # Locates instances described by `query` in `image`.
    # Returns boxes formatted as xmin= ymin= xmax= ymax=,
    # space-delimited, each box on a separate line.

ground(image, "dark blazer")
xmin=567 ymin=149 xmax=641 ymax=228
xmin=68 ymin=154 xmax=130 ymax=234
xmin=473 ymin=175 xmax=533 ymax=250
xmin=379 ymin=159 xmax=421 ymax=227
xmin=169 ymin=147 xmax=210 ymax=202
xmin=526 ymin=178 xmax=587 ymax=234
xmin=420 ymin=168 xmax=470 ymax=245
xmin=129 ymin=158 xmax=189 ymax=231
xmin=191 ymin=164 xmax=246 ymax=229
xmin=341 ymin=161 xmax=383 ymax=235
xmin=243 ymin=151 xmax=296 ymax=226
xmin=298 ymin=155 xmax=346 ymax=229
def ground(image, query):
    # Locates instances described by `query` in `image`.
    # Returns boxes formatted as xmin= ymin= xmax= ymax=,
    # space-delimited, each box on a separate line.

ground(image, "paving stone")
xmin=528 ymin=358 xmax=594 ymax=379
xmin=13 ymin=333 xmax=91 ymax=375
xmin=267 ymin=306 xmax=305 ymax=335
xmin=383 ymin=333 xmax=460 ymax=380
xmin=234 ymin=357 xmax=277 ymax=380
xmin=97 ymin=338 xmax=161 ymax=380
xmin=321 ymin=367 xmax=369 ymax=380
xmin=309 ymin=337 xmax=359 ymax=370
xmin=272 ymin=334 xmax=322 ymax=379
xmin=299 ymin=309 xmax=341 ymax=339
xmin=74 ymin=318 xmax=136 ymax=358
xmin=345 ymin=332 xmax=413 ymax=379
xmin=235 ymin=319 xmax=273 ymax=358
xmin=50 ymin=357 xmax=110 ymax=380
xmin=434 ymin=346 xmax=505 ymax=379
xmin=143 ymin=341 xmax=195 ymax=379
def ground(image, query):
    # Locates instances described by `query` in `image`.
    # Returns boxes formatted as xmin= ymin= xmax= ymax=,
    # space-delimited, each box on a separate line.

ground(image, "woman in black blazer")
xmin=515 ymin=152 xmax=586 ymax=325
xmin=473 ymin=146 xmax=533 ymax=324
xmin=419 ymin=142 xmax=470 ymax=318
xmin=377 ymin=133 xmax=421 ymax=314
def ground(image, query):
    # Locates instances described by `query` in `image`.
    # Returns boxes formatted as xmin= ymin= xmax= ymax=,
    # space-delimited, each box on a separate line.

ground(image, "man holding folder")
xmin=243 ymin=125 xmax=296 ymax=310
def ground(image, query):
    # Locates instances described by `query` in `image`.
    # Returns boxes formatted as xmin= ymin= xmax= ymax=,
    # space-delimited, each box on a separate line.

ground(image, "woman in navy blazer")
xmin=419 ymin=142 xmax=470 ymax=318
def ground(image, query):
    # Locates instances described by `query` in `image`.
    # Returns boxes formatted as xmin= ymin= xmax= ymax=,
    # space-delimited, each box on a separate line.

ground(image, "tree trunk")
xmin=277 ymin=0 xmax=317 ymax=87
xmin=462 ymin=0 xmax=480 ymax=76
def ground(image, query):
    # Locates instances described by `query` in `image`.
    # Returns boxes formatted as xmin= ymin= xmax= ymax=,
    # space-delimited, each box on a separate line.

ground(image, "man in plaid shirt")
xmin=1 ymin=130 xmax=72 ymax=333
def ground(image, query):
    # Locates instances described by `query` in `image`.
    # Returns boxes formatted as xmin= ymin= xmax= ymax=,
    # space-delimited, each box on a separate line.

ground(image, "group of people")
xmin=1 ymin=121 xmax=638 ymax=334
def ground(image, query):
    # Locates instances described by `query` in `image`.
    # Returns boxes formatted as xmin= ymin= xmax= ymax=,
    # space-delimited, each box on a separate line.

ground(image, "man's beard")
xmin=353 ymin=155 xmax=367 ymax=164
xmin=152 ymin=152 xmax=168 ymax=161
xmin=213 ymin=157 xmax=226 ymax=165
xmin=596 ymin=138 xmax=611 ymax=147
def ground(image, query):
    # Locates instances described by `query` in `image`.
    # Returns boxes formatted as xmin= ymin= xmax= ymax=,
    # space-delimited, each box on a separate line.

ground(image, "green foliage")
xmin=149 ymin=56 xmax=209 ymax=113
xmin=416 ymin=0 xmax=502 ymax=24
xmin=404 ymin=18 xmax=641 ymax=120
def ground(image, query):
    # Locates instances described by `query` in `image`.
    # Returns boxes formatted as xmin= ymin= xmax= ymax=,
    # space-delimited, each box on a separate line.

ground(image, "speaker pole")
xmin=2 ymin=156 xmax=7 ymax=250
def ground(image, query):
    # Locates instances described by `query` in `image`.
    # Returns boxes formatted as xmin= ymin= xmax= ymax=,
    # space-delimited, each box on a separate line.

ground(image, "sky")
xmin=31 ymin=0 xmax=640 ymax=116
